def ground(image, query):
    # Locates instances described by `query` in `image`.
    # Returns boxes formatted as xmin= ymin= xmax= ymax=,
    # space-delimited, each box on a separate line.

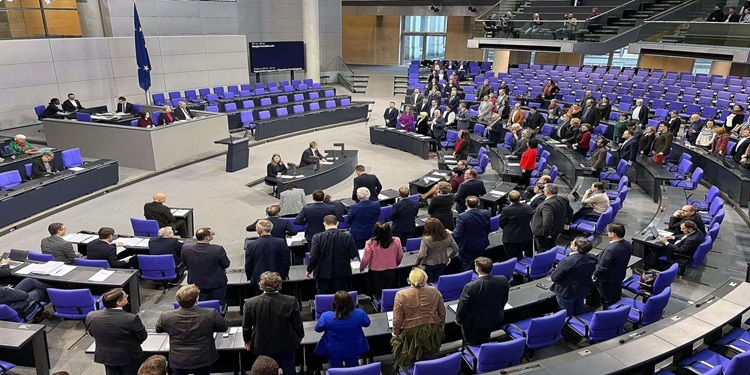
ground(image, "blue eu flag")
xmin=134 ymin=3 xmax=151 ymax=92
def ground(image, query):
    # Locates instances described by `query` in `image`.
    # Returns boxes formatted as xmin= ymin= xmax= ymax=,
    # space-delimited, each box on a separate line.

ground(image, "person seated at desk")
xmin=522 ymin=175 xmax=550 ymax=200
xmin=265 ymin=153 xmax=287 ymax=197
xmin=31 ymin=151 xmax=58 ymax=179
xmin=8 ymin=134 xmax=40 ymax=156
xmin=649 ymin=220 xmax=705 ymax=273
xmin=295 ymin=189 xmax=340 ymax=242
xmin=157 ymin=105 xmax=175 ymax=125
xmin=41 ymin=98 xmax=62 ymax=118
xmin=352 ymin=165 xmax=382 ymax=201
xmin=279 ymin=182 xmax=306 ymax=217
xmin=87 ymin=227 xmax=137 ymax=269
xmin=116 ymin=96 xmax=135 ymax=114
xmin=314 ymin=290 xmax=371 ymax=369
xmin=149 ymin=226 xmax=185 ymax=277
xmin=144 ymin=192 xmax=189 ymax=238
xmin=40 ymin=222 xmax=80 ymax=264
xmin=61 ymin=93 xmax=84 ymax=112
xmin=324 ymin=194 xmax=348 ymax=219
xmin=174 ymin=101 xmax=195 ymax=121
xmin=138 ymin=112 xmax=154 ymax=128
xmin=0 ymin=277 xmax=52 ymax=323
xmin=299 ymin=141 xmax=324 ymax=167
xmin=572 ymin=182 xmax=610 ymax=222
xmin=246 ymin=205 xmax=297 ymax=239
xmin=347 ymin=188 xmax=381 ymax=249
xmin=420 ymin=163 xmax=467 ymax=200
xmin=668 ymin=204 xmax=706 ymax=234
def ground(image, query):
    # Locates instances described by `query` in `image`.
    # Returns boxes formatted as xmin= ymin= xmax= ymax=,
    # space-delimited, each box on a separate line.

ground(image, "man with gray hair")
xmin=346 ymin=187 xmax=381 ymax=249
xmin=531 ymin=183 xmax=573 ymax=251
xmin=31 ymin=151 xmax=58 ymax=179
xmin=244 ymin=219 xmax=290 ymax=296
xmin=149 ymin=226 xmax=185 ymax=277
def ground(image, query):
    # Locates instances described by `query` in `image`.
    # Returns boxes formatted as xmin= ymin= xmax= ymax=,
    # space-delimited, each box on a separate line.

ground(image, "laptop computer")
xmin=650 ymin=226 xmax=661 ymax=241
xmin=8 ymin=249 xmax=29 ymax=268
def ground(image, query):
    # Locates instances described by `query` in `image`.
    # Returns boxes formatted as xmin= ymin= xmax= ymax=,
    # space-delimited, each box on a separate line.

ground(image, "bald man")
xmin=144 ymin=193 xmax=189 ymax=238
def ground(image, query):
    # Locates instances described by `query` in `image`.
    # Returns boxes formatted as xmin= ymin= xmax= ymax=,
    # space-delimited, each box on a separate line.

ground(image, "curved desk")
xmin=266 ymin=150 xmax=358 ymax=195
xmin=631 ymin=185 xmax=686 ymax=259
xmin=369 ymin=126 xmax=434 ymax=160
xmin=634 ymin=156 xmax=679 ymax=202
xmin=541 ymin=140 xmax=591 ymax=188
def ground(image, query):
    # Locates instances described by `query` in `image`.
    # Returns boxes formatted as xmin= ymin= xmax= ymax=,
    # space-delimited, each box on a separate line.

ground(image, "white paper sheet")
xmin=378 ymin=194 xmax=389 ymax=200
xmin=31 ymin=261 xmax=64 ymax=275
xmin=319 ymin=161 xmax=333 ymax=165
xmin=88 ymin=269 xmax=115 ymax=282
xmin=426 ymin=177 xmax=441 ymax=182
xmin=387 ymin=311 xmax=394 ymax=328
xmin=171 ymin=209 xmax=190 ymax=217
xmin=490 ymin=190 xmax=508 ymax=196
xmin=68 ymin=167 xmax=85 ymax=172
xmin=15 ymin=264 xmax=39 ymax=275
xmin=507 ymin=163 xmax=520 ymax=167
xmin=286 ymin=232 xmax=305 ymax=246
xmin=62 ymin=233 xmax=95 ymax=243
xmin=432 ymin=172 xmax=448 ymax=176
xmin=117 ymin=237 xmax=144 ymax=247
xmin=48 ymin=265 xmax=76 ymax=277
xmin=350 ymin=261 xmax=361 ymax=269
xmin=358 ymin=250 xmax=365 ymax=260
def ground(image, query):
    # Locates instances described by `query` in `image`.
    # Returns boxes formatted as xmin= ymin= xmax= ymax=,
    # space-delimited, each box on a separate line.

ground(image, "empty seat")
xmin=0 ymin=171 xmax=22 ymax=190
xmin=432 ymin=270 xmax=472 ymax=301
xmin=61 ymin=148 xmax=83 ymax=168
xmin=566 ymin=304 xmax=630 ymax=343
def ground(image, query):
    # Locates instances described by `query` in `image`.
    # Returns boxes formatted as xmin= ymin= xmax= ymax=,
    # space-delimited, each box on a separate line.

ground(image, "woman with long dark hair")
xmin=360 ymin=222 xmax=404 ymax=298
xmin=314 ymin=291 xmax=371 ymax=368
xmin=416 ymin=218 xmax=459 ymax=282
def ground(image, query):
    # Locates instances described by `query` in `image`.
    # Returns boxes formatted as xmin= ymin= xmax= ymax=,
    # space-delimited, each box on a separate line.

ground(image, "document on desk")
xmin=657 ymin=229 xmax=673 ymax=237
xmin=116 ymin=246 xmax=126 ymax=255
xmin=432 ymin=171 xmax=448 ymax=176
xmin=507 ymin=163 xmax=520 ymax=167
xmin=171 ymin=209 xmax=190 ymax=217
xmin=68 ymin=167 xmax=85 ymax=172
xmin=286 ymin=233 xmax=305 ymax=246
xmin=280 ymin=175 xmax=296 ymax=179
xmin=49 ymin=265 xmax=76 ymax=277
xmin=62 ymin=233 xmax=96 ymax=243
xmin=378 ymin=193 xmax=389 ymax=200
xmin=89 ymin=269 xmax=115 ymax=282
xmin=136 ymin=238 xmax=151 ymax=247
xmin=81 ymin=235 xmax=97 ymax=244
xmin=358 ymin=249 xmax=365 ymax=260
xmin=15 ymin=264 xmax=39 ymax=275
xmin=31 ymin=261 xmax=64 ymax=275
xmin=426 ymin=177 xmax=441 ymax=182
xmin=118 ymin=237 xmax=144 ymax=247
xmin=489 ymin=190 xmax=508 ymax=196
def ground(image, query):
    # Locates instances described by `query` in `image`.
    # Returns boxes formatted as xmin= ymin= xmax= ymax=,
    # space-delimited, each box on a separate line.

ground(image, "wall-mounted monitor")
xmin=249 ymin=41 xmax=305 ymax=73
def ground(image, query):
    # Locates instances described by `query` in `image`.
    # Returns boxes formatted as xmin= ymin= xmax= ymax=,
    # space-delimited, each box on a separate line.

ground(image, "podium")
xmin=214 ymin=137 xmax=250 ymax=172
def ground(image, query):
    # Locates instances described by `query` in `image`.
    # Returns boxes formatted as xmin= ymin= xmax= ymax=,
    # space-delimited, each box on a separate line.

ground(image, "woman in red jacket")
xmin=712 ymin=126 xmax=729 ymax=156
xmin=574 ymin=124 xmax=592 ymax=156
xmin=520 ymin=138 xmax=539 ymax=187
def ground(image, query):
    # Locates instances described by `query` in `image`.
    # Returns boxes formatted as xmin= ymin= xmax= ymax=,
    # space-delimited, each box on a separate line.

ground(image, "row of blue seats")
xmin=152 ymin=79 xmax=323 ymax=106
xmin=0 ymin=148 xmax=84 ymax=190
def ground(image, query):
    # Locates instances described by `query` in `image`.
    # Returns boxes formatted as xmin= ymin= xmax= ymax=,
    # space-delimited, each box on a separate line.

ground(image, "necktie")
xmin=583 ymin=108 xmax=590 ymax=120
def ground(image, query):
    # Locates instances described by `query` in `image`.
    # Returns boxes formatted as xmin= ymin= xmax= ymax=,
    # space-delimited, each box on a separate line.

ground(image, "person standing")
xmin=246 ymin=205 xmax=298 ymax=239
xmin=352 ymin=165 xmax=383 ymax=201
xmin=143 ymin=193 xmax=189 ymax=238
xmin=314 ymin=290 xmax=371 ymax=368
xmin=40 ymin=222 xmax=80 ymax=263
xmin=416 ymin=218 xmax=459 ymax=282
xmin=455 ymin=257 xmax=509 ymax=345
xmin=499 ymin=191 xmax=534 ymax=260
xmin=279 ymin=182 xmax=306 ymax=217
xmin=652 ymin=122 xmax=674 ymax=165
xmin=455 ymin=169 xmax=487 ymax=213
xmin=306 ymin=215 xmax=359 ymax=294
xmin=531 ymin=183 xmax=573 ymax=252
xmin=360 ymin=222 xmax=403 ymax=298
xmin=457 ymin=103 xmax=471 ymax=130
xmin=347 ymin=188 xmax=382 ymax=249
xmin=244 ymin=220 xmax=291 ymax=296
xmin=384 ymin=102 xmax=399 ymax=127
xmin=389 ymin=186 xmax=420 ymax=244
xmin=452 ymin=196 xmax=491 ymax=270
xmin=155 ymin=285 xmax=229 ymax=375
xmin=243 ymin=272 xmax=304 ymax=375
xmin=520 ymin=138 xmax=538 ymax=187
xmin=295 ymin=189 xmax=339 ymax=242
xmin=593 ymin=223 xmax=633 ymax=309
xmin=85 ymin=288 xmax=148 ymax=375
xmin=618 ymin=130 xmax=639 ymax=166
xmin=181 ymin=227 xmax=231 ymax=305
xmin=427 ymin=181 xmax=456 ymax=230
xmin=550 ymin=237 xmax=598 ymax=316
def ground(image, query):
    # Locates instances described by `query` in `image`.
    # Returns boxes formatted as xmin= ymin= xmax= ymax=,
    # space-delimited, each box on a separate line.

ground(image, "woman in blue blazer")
xmin=346 ymin=188 xmax=382 ymax=249
xmin=314 ymin=291 xmax=371 ymax=368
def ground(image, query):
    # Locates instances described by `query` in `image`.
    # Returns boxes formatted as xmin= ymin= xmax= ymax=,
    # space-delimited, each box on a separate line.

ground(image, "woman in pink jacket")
xmin=360 ymin=222 xmax=404 ymax=298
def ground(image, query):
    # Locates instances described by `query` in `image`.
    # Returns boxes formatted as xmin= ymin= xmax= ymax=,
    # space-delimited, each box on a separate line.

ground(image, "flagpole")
xmin=145 ymin=90 xmax=151 ymax=105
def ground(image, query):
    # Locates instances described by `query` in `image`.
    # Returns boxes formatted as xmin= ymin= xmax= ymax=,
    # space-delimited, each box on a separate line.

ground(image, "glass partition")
xmin=638 ymin=21 xmax=750 ymax=48
xmin=0 ymin=0 xmax=81 ymax=39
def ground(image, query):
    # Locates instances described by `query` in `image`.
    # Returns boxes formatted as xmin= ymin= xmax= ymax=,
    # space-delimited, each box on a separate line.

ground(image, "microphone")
xmin=695 ymin=295 xmax=715 ymax=308
xmin=619 ymin=330 xmax=646 ymax=344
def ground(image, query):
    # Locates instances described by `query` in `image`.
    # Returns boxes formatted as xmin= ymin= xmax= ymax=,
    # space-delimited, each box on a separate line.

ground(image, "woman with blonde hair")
xmin=391 ymin=268 xmax=446 ymax=367
xmin=265 ymin=153 xmax=287 ymax=197
xmin=416 ymin=111 xmax=430 ymax=136
xmin=158 ymin=105 xmax=175 ymax=125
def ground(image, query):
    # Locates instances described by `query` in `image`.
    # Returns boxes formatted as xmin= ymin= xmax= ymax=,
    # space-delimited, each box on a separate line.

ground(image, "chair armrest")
xmin=462 ymin=345 xmax=478 ymax=370
xmin=21 ymin=300 xmax=44 ymax=321
xmin=505 ymin=323 xmax=527 ymax=338
xmin=567 ymin=315 xmax=590 ymax=337
xmin=727 ymin=338 xmax=750 ymax=354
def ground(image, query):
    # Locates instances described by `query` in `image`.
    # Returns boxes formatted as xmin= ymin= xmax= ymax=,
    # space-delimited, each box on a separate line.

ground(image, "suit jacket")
xmin=453 ymin=209 xmax=491 ymax=260
xmin=726 ymin=13 xmax=740 ymax=22
xmin=87 ymin=239 xmax=128 ymax=268
xmin=415 ymin=101 xmax=430 ymax=116
xmin=432 ymin=116 xmax=446 ymax=140
xmin=30 ymin=158 xmax=58 ymax=179
xmin=116 ymin=102 xmax=135 ymax=114
xmin=173 ymin=106 xmax=195 ymax=120
xmin=638 ymin=133 xmax=655 ymax=155
xmin=632 ymin=106 xmax=648 ymax=126
xmin=668 ymin=117 xmax=682 ymax=136
xmin=0 ymin=285 xmax=35 ymax=311
xmin=455 ymin=275 xmax=509 ymax=330
xmin=509 ymin=108 xmax=525 ymax=126
xmin=299 ymin=148 xmax=324 ymax=167
xmin=732 ymin=137 xmax=750 ymax=163
xmin=307 ymin=229 xmax=358 ymax=279
xmin=551 ymin=252 xmax=598 ymax=298
xmin=589 ymin=147 xmax=607 ymax=171
xmin=346 ymin=200 xmax=381 ymax=241
xmin=143 ymin=201 xmax=177 ymax=228
xmin=243 ymin=292 xmax=304 ymax=354
xmin=526 ymin=112 xmax=545 ymax=131
xmin=455 ymin=178 xmax=487 ymax=213
xmin=531 ymin=195 xmax=573 ymax=237
xmin=295 ymin=202 xmax=338 ymax=242
xmin=457 ymin=109 xmax=471 ymax=130
xmin=512 ymin=137 xmax=530 ymax=157
xmin=148 ymin=237 xmax=183 ymax=266
xmin=686 ymin=120 xmax=704 ymax=144
xmin=244 ymin=235 xmax=290 ymax=284
xmin=529 ymin=193 xmax=546 ymax=209
xmin=40 ymin=235 xmax=78 ymax=264
xmin=476 ymin=85 xmax=493 ymax=101
xmin=85 ymin=308 xmax=147 ymax=366
xmin=668 ymin=213 xmax=706 ymax=234
xmin=447 ymin=95 xmax=460 ymax=111
xmin=62 ymin=99 xmax=84 ymax=112
xmin=158 ymin=112 xmax=175 ymax=125
xmin=428 ymin=193 xmax=456 ymax=230
xmin=652 ymin=132 xmax=674 ymax=155
xmin=498 ymin=203 xmax=533 ymax=244
xmin=352 ymin=173 xmax=382 ymax=201
xmin=618 ymin=137 xmax=639 ymax=163
xmin=181 ymin=242 xmax=230 ymax=289
xmin=156 ymin=307 xmax=228 ymax=369
xmin=594 ymin=240 xmax=633 ymax=284
xmin=580 ymin=106 xmax=600 ymax=126
xmin=384 ymin=107 xmax=399 ymax=127
xmin=411 ymin=93 xmax=424 ymax=106
xmin=41 ymin=104 xmax=61 ymax=118
xmin=389 ymin=198 xmax=419 ymax=236
xmin=246 ymin=217 xmax=297 ymax=239
xmin=666 ymin=230 xmax=705 ymax=258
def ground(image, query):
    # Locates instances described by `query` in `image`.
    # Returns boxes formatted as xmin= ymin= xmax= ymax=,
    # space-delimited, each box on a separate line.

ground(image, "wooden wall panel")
xmin=639 ymin=54 xmax=694 ymax=73
xmin=446 ymin=16 xmax=483 ymax=61
xmin=534 ymin=52 xmax=582 ymax=66
xmin=342 ymin=15 xmax=401 ymax=65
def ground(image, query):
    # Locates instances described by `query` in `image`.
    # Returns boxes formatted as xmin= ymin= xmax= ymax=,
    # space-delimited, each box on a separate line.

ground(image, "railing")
xmin=322 ymin=57 xmax=356 ymax=93
xmin=637 ymin=21 xmax=750 ymax=48
xmin=649 ymin=0 xmax=727 ymax=21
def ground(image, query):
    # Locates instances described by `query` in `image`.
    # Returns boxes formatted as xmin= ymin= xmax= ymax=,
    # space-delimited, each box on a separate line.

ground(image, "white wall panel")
xmin=158 ymin=36 xmax=206 ymax=55
xmin=0 ymin=63 xmax=58 ymax=89
xmin=0 ymin=40 xmax=52 ymax=66
xmin=49 ymin=38 xmax=111 ymax=61
xmin=163 ymin=72 xmax=210 ymax=92
xmin=54 ymin=59 xmax=115 ymax=83
xmin=0 ymin=84 xmax=62 ymax=112
xmin=207 ymin=52 xmax=248 ymax=70
xmin=161 ymin=54 xmax=208 ymax=73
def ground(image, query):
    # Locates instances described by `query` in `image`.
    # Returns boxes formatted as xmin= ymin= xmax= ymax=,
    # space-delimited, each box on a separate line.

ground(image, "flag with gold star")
xmin=134 ymin=2 xmax=151 ymax=92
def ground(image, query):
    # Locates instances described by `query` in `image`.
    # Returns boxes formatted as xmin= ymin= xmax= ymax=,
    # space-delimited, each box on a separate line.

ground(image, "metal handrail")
xmin=584 ymin=0 xmax=639 ymax=24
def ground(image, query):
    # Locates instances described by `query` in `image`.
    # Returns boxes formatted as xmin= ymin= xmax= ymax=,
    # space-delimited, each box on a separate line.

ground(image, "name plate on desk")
xmin=171 ymin=209 xmax=190 ymax=216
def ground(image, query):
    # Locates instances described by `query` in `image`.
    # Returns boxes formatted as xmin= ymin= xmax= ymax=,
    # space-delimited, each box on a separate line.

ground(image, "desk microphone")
xmin=695 ymin=295 xmax=716 ymax=308
xmin=619 ymin=330 xmax=646 ymax=344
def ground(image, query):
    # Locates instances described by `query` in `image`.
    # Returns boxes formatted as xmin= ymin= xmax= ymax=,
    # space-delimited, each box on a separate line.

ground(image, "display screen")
xmin=249 ymin=41 xmax=305 ymax=73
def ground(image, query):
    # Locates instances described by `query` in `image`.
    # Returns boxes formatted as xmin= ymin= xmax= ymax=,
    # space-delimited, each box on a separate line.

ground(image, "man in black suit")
xmin=295 ymin=190 xmax=340 ymax=242
xmin=487 ymin=113 xmax=504 ymax=143
xmin=446 ymin=89 xmax=461 ymax=112
xmin=85 ymin=288 xmax=148 ymax=375
xmin=143 ymin=192 xmax=189 ymax=238
xmin=173 ymin=101 xmax=195 ymax=120
xmin=156 ymin=285 xmax=228 ymax=375
xmin=352 ymin=165 xmax=382 ymax=201
xmin=617 ymin=130 xmax=639 ymax=165
xmin=453 ymin=196 xmax=491 ymax=270
xmin=299 ymin=141 xmax=324 ymax=167
xmin=593 ymin=223 xmax=633 ymax=309
xmin=415 ymin=97 xmax=430 ymax=116
xmin=653 ymin=220 xmax=705 ymax=274
xmin=731 ymin=128 xmax=750 ymax=163
xmin=498 ymin=81 xmax=511 ymax=97
xmin=686 ymin=114 xmax=704 ymax=145
xmin=62 ymin=92 xmax=84 ymax=112
xmin=181 ymin=228 xmax=231 ymax=305
xmin=115 ymin=96 xmax=135 ymax=114
xmin=87 ymin=227 xmax=136 ymax=269
xmin=667 ymin=204 xmax=705 ymax=234
xmin=246 ymin=205 xmax=297 ymax=239
xmin=243 ymin=272 xmax=304 ymax=375
xmin=525 ymin=106 xmax=546 ymax=132
xmin=384 ymin=102 xmax=399 ymax=127
xmin=631 ymin=99 xmax=648 ymax=127
xmin=455 ymin=257 xmax=509 ymax=345
xmin=31 ymin=151 xmax=58 ymax=179
xmin=0 ymin=278 xmax=51 ymax=323
xmin=244 ymin=220 xmax=290 ymax=296
xmin=528 ymin=182 xmax=547 ymax=210
xmin=476 ymin=79 xmax=493 ymax=102
xmin=149 ymin=226 xmax=185 ymax=277
xmin=389 ymin=186 xmax=420 ymax=244
xmin=499 ymin=191 xmax=534 ymax=260
xmin=411 ymin=89 xmax=424 ymax=107
xmin=551 ymin=237 xmax=597 ymax=316
xmin=531 ymin=183 xmax=573 ymax=252
xmin=554 ymin=114 xmax=573 ymax=141
xmin=306 ymin=215 xmax=359 ymax=294
xmin=455 ymin=169 xmax=487 ymax=213
xmin=581 ymin=99 xmax=600 ymax=126
xmin=668 ymin=111 xmax=682 ymax=136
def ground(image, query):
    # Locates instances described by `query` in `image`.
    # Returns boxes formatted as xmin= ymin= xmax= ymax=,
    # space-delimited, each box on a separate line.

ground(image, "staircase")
xmin=393 ymin=76 xmax=409 ymax=97
xmin=351 ymin=75 xmax=369 ymax=93
xmin=580 ymin=0 xmax=683 ymax=42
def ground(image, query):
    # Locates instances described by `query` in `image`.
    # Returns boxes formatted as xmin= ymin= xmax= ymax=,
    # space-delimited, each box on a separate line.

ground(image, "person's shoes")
xmin=32 ymin=311 xmax=50 ymax=324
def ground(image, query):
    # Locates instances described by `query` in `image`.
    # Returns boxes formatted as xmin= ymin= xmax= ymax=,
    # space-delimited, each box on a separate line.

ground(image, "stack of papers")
xmin=18 ymin=261 xmax=66 ymax=276
xmin=49 ymin=265 xmax=76 ymax=277
xmin=171 ymin=209 xmax=190 ymax=216
xmin=378 ymin=194 xmax=389 ymax=200
xmin=88 ymin=269 xmax=115 ymax=282
xmin=425 ymin=177 xmax=441 ymax=182
xmin=350 ymin=261 xmax=361 ymax=269
xmin=489 ymin=190 xmax=507 ymax=196
xmin=286 ymin=232 xmax=305 ymax=246
xmin=118 ymin=237 xmax=145 ymax=247
xmin=62 ymin=233 xmax=96 ymax=243
xmin=432 ymin=171 xmax=448 ymax=176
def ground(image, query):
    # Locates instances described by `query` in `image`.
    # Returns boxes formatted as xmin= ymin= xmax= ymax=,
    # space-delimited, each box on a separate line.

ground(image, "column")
xmin=493 ymin=50 xmax=510 ymax=74
xmin=303 ymin=0 xmax=321 ymax=81
xmin=77 ymin=0 xmax=106 ymax=37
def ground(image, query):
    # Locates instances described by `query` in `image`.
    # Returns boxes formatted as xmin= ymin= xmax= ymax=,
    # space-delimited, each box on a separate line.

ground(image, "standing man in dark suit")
xmin=499 ymin=191 xmax=534 ymax=260
xmin=143 ymin=193 xmax=189 ymax=238
xmin=452 ymin=197 xmax=491 ymax=270
xmin=476 ymin=79 xmax=493 ymax=102
xmin=30 ymin=151 xmax=58 ymax=179
xmin=731 ymin=128 xmax=750 ymax=163
xmin=149 ymin=227 xmax=185 ymax=277
xmin=299 ymin=141 xmax=324 ymax=167
xmin=181 ymin=227 xmax=231 ymax=305
xmin=173 ymin=101 xmax=195 ymax=120
xmin=415 ymin=97 xmax=430 ymax=116
xmin=40 ymin=222 xmax=80 ymax=263
xmin=352 ymin=165 xmax=382 ymax=201
xmin=243 ymin=272 xmax=304 ymax=375
xmin=455 ymin=169 xmax=487 ymax=213
xmin=156 ymin=285 xmax=228 ymax=375
xmin=306 ymin=215 xmax=359 ymax=294
xmin=652 ymin=122 xmax=674 ymax=165
xmin=617 ymin=130 xmax=639 ymax=165
xmin=116 ymin=96 xmax=135 ymax=114
xmin=346 ymin=188 xmax=381 ymax=249
xmin=62 ymin=93 xmax=84 ymax=112
xmin=384 ymin=102 xmax=399 ymax=127
xmin=531 ymin=183 xmax=573 ymax=252
xmin=87 ymin=227 xmax=136 ymax=268
xmin=593 ymin=223 xmax=632 ymax=309
xmin=411 ymin=89 xmax=424 ymax=107
xmin=389 ymin=186 xmax=420 ymax=244
xmin=246 ymin=205 xmax=297 ymax=239
xmin=85 ymin=288 xmax=148 ymax=375
xmin=581 ymin=99 xmax=600 ymax=127
xmin=551 ymin=237 xmax=598 ymax=316
xmin=295 ymin=190 xmax=340 ymax=242
xmin=631 ymin=99 xmax=648 ymax=127
xmin=447 ymin=89 xmax=461 ymax=112
xmin=245 ymin=220 xmax=290 ymax=296
xmin=525 ymin=106 xmax=546 ymax=133
xmin=487 ymin=113 xmax=504 ymax=143
xmin=455 ymin=257 xmax=509 ymax=345
xmin=668 ymin=111 xmax=682 ymax=136
xmin=686 ymin=114 xmax=704 ymax=145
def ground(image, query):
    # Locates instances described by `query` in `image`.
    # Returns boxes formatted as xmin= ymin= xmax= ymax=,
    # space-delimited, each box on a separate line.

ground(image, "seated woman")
xmin=265 ymin=153 xmax=287 ymax=197
xmin=8 ymin=134 xmax=40 ymax=156
xmin=158 ymin=105 xmax=175 ymax=125
xmin=278 ymin=182 xmax=306 ymax=217
xmin=137 ymin=112 xmax=154 ymax=128
xmin=314 ymin=291 xmax=371 ymax=368
xmin=399 ymin=106 xmax=415 ymax=132
xmin=572 ymin=182 xmax=609 ymax=221
xmin=41 ymin=98 xmax=62 ymax=118
xmin=360 ymin=222 xmax=403 ymax=298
